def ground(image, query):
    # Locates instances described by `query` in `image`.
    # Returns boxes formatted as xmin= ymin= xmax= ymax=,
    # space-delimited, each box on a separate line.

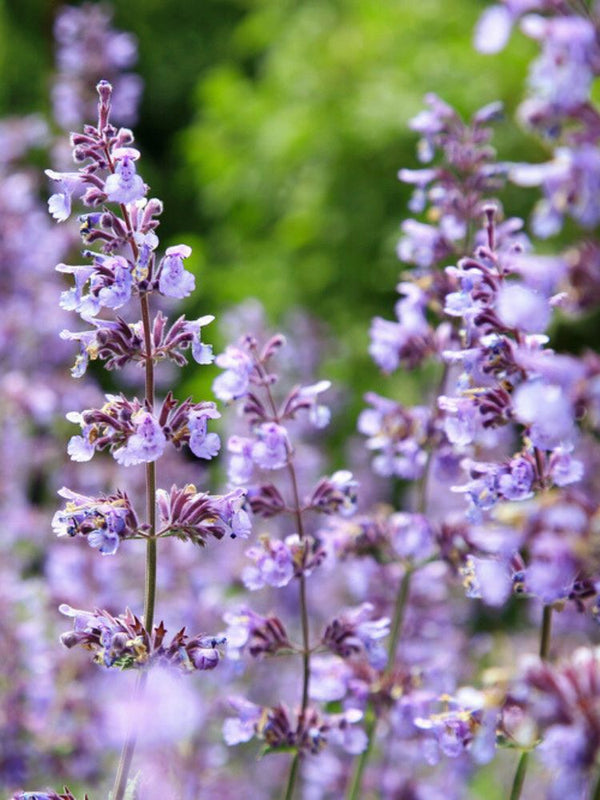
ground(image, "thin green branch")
xmin=507 ymin=605 xmax=553 ymax=800
xmin=539 ymin=604 xmax=553 ymax=661
xmin=346 ymin=710 xmax=377 ymax=800
xmin=111 ymin=282 xmax=157 ymax=800
xmin=509 ymin=750 xmax=529 ymax=800
xmin=252 ymin=354 xmax=311 ymax=800
xmin=590 ymin=769 xmax=600 ymax=800
xmin=283 ymin=753 xmax=300 ymax=800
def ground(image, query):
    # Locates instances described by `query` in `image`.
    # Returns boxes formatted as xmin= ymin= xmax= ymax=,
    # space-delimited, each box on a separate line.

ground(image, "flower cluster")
xmin=508 ymin=647 xmax=600 ymax=799
xmin=224 ymin=699 xmax=367 ymax=757
xmin=14 ymin=76 xmax=243 ymax=800
xmin=12 ymin=0 xmax=600 ymax=798
xmin=214 ymin=332 xmax=376 ymax=789
xmin=66 ymin=392 xmax=220 ymax=465
xmin=12 ymin=791 xmax=87 ymax=800
xmin=59 ymin=604 xmax=224 ymax=672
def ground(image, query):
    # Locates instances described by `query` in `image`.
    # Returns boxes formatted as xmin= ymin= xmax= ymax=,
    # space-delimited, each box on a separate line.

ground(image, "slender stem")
xmin=281 ymin=459 xmax=311 ymax=800
xmin=252 ymin=353 xmax=312 ymax=800
xmin=283 ymin=753 xmax=300 ymax=800
xmin=539 ymin=604 xmax=553 ymax=661
xmin=507 ymin=605 xmax=553 ymax=800
xmin=346 ymin=365 xmax=449 ymax=799
xmin=286 ymin=459 xmax=311 ymax=712
xmin=346 ymin=568 xmax=412 ymax=800
xmin=386 ymin=567 xmax=412 ymax=665
xmin=144 ymin=462 xmax=158 ymax=632
xmin=346 ymin=710 xmax=377 ymax=800
xmin=590 ymin=769 xmax=600 ymax=800
xmin=111 ymin=289 xmax=157 ymax=800
xmin=509 ymin=750 xmax=529 ymax=800
xmin=110 ymin=671 xmax=148 ymax=799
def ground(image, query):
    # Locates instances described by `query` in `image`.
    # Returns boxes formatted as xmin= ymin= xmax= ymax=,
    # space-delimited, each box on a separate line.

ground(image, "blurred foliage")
xmin=0 ymin=0 xmax=542 ymax=436
xmin=178 ymin=0 xmax=539 ymax=421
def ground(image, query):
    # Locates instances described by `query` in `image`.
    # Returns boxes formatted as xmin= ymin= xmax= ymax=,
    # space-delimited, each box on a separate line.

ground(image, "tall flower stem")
xmin=283 ymin=753 xmax=300 ymax=800
xmin=346 ymin=364 xmax=448 ymax=800
xmin=346 ymin=568 xmax=412 ymax=800
xmin=111 ymin=271 xmax=158 ymax=800
xmin=281 ymin=454 xmax=312 ymax=800
xmin=251 ymin=352 xmax=312 ymax=800
xmin=507 ymin=604 xmax=553 ymax=800
xmin=139 ymin=292 xmax=158 ymax=633
xmin=286 ymin=460 xmax=311 ymax=714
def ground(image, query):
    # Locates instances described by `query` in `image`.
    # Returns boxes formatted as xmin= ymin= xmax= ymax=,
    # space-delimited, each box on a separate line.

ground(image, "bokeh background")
xmin=1 ymin=1 xmax=589 ymax=798
xmin=0 ymin=0 xmax=543 ymax=417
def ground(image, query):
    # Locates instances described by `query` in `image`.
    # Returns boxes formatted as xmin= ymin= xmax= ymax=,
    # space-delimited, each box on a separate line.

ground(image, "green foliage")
xmin=180 ymin=0 xmax=536 ymax=403
xmin=0 ymin=0 xmax=541 ymax=434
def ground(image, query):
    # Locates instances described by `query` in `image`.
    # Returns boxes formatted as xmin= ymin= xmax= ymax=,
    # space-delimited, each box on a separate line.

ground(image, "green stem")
xmin=111 ymin=292 xmax=157 ymax=800
xmin=283 ymin=753 xmax=300 ymax=800
xmin=346 ymin=567 xmax=412 ymax=800
xmin=507 ymin=605 xmax=553 ymax=800
xmin=254 ymin=354 xmax=311 ymax=800
xmin=539 ymin=604 xmax=553 ymax=661
xmin=281 ymin=459 xmax=311 ymax=800
xmin=590 ymin=769 xmax=600 ymax=800
xmin=509 ymin=750 xmax=529 ymax=800
xmin=345 ymin=364 xmax=449 ymax=800
xmin=346 ymin=710 xmax=377 ymax=800
xmin=386 ymin=567 xmax=412 ymax=664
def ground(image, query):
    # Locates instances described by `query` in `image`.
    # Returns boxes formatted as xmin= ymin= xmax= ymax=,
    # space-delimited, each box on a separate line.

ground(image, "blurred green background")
xmin=0 ymin=0 xmax=541 ymax=430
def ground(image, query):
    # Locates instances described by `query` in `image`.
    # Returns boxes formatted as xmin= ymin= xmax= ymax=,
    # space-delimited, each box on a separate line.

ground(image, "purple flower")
xmin=59 ymin=604 xmax=225 ymax=672
xmin=296 ymin=380 xmax=332 ymax=428
xmin=186 ymin=316 xmax=215 ymax=364
xmin=104 ymin=153 xmax=145 ymax=204
xmin=251 ymin=422 xmax=289 ymax=470
xmin=473 ymin=1 xmax=541 ymax=54
xmin=309 ymin=470 xmax=359 ymax=516
xmin=548 ymin=447 xmax=584 ymax=487
xmin=368 ymin=282 xmax=433 ymax=372
xmin=438 ymin=395 xmax=479 ymax=446
xmin=223 ymin=697 xmax=263 ymax=745
xmin=45 ymin=168 xmax=83 ymax=221
xmin=156 ymin=484 xmax=249 ymax=544
xmin=498 ymin=454 xmax=535 ymax=501
xmin=113 ymin=409 xmax=166 ymax=466
xmin=213 ymin=344 xmax=255 ymax=402
xmin=461 ymin=555 xmax=513 ymax=607
xmin=242 ymin=535 xmax=295 ymax=590
xmin=513 ymin=381 xmax=576 ymax=449
xmin=52 ymin=487 xmax=138 ymax=556
xmin=495 ymin=282 xmax=550 ymax=333
xmin=65 ymin=411 xmax=95 ymax=462
xmin=227 ymin=435 xmax=255 ymax=484
xmin=95 ymin=256 xmax=132 ymax=310
xmin=454 ymin=462 xmax=500 ymax=522
xmin=522 ymin=14 xmax=596 ymax=111
xmin=322 ymin=602 xmax=390 ymax=668
xmin=212 ymin=489 xmax=252 ymax=540
xmin=328 ymin=709 xmax=368 ymax=755
xmin=158 ymin=244 xmax=195 ymax=298
xmin=511 ymin=146 xmax=600 ymax=235
xmin=389 ymin=512 xmax=435 ymax=561
xmin=526 ymin=533 xmax=577 ymax=603
xmin=187 ymin=407 xmax=221 ymax=460
xmin=223 ymin=607 xmax=291 ymax=659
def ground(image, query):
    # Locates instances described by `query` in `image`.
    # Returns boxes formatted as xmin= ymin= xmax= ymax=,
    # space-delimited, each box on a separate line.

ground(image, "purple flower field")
xmin=5 ymin=2 xmax=600 ymax=799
